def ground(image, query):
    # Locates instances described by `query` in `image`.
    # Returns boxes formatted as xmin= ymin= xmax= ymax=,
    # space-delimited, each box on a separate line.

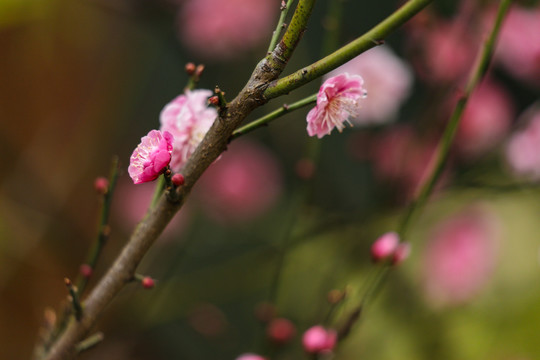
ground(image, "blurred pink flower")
xmin=392 ymin=242 xmax=411 ymax=265
xmin=455 ymin=79 xmax=513 ymax=157
xmin=495 ymin=5 xmax=540 ymax=86
xmin=307 ymin=73 xmax=366 ymax=138
xmin=326 ymin=46 xmax=413 ymax=124
xmin=422 ymin=207 xmax=500 ymax=306
xmin=407 ymin=10 xmax=479 ymax=85
xmin=370 ymin=126 xmax=446 ymax=201
xmin=179 ymin=0 xmax=277 ymax=59
xmin=235 ymin=354 xmax=267 ymax=360
xmin=506 ymin=107 xmax=540 ymax=180
xmin=197 ymin=140 xmax=282 ymax=223
xmin=160 ymin=90 xmax=217 ymax=172
xmin=128 ymin=130 xmax=174 ymax=184
xmin=113 ymin=177 xmax=191 ymax=239
xmin=302 ymin=325 xmax=337 ymax=354
xmin=266 ymin=317 xmax=296 ymax=344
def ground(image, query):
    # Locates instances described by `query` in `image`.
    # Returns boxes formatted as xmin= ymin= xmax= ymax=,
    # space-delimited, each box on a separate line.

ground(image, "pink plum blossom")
xmin=235 ymin=354 xmax=267 ymax=360
xmin=178 ymin=0 xmax=277 ymax=60
xmin=455 ymin=79 xmax=513 ymax=158
xmin=370 ymin=126 xmax=447 ymax=201
xmin=160 ymin=90 xmax=217 ymax=172
xmin=371 ymin=232 xmax=400 ymax=262
xmin=197 ymin=140 xmax=282 ymax=224
xmin=325 ymin=46 xmax=413 ymax=124
xmin=128 ymin=130 xmax=174 ymax=184
xmin=422 ymin=206 xmax=500 ymax=306
xmin=302 ymin=325 xmax=337 ymax=354
xmin=307 ymin=73 xmax=366 ymax=138
xmin=495 ymin=5 xmax=540 ymax=86
xmin=506 ymin=107 xmax=540 ymax=180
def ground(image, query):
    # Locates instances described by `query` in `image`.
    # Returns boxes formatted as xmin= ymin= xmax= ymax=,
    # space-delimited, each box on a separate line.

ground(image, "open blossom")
xmin=307 ymin=73 xmax=366 ymax=138
xmin=325 ymin=46 xmax=413 ymax=124
xmin=128 ymin=130 xmax=174 ymax=184
xmin=160 ymin=90 xmax=217 ymax=172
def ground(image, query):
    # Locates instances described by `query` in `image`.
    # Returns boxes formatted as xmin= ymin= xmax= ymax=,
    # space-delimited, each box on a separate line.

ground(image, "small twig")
xmin=267 ymin=0 xmax=296 ymax=53
xmin=230 ymin=93 xmax=317 ymax=140
xmin=74 ymin=333 xmax=104 ymax=354
xmin=64 ymin=279 xmax=83 ymax=322
xmin=264 ymin=0 xmax=434 ymax=99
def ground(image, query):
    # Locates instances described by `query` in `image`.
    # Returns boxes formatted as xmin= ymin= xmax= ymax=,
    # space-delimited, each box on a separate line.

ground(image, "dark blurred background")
xmin=1 ymin=0 xmax=540 ymax=359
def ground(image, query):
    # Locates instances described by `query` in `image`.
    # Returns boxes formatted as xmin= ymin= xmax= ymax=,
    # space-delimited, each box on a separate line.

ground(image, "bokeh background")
xmin=1 ymin=0 xmax=540 ymax=359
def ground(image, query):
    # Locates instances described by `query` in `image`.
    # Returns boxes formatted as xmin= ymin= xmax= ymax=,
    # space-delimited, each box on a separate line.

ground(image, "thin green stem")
xmin=398 ymin=0 xmax=512 ymax=240
xmin=76 ymin=157 xmax=119 ymax=293
xmin=267 ymin=0 xmax=296 ymax=54
xmin=230 ymin=93 xmax=317 ymax=140
xmin=265 ymin=0 xmax=316 ymax=72
xmin=264 ymin=0 xmax=434 ymax=99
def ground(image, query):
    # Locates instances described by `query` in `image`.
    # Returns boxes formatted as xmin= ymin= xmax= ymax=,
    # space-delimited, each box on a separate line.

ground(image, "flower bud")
xmin=266 ymin=317 xmax=296 ymax=345
xmin=185 ymin=62 xmax=196 ymax=75
xmin=172 ymin=173 xmax=185 ymax=186
xmin=94 ymin=177 xmax=109 ymax=195
xmin=302 ymin=325 xmax=337 ymax=354
xmin=208 ymin=95 xmax=219 ymax=106
xmin=371 ymin=232 xmax=399 ymax=262
xmin=141 ymin=276 xmax=155 ymax=289
xmin=79 ymin=264 xmax=93 ymax=279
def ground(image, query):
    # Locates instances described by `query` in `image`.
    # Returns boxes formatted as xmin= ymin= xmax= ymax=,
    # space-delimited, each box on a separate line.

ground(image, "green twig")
xmin=230 ymin=93 xmax=317 ymax=140
xmin=75 ymin=333 xmax=104 ymax=354
xmin=264 ymin=0 xmax=434 ymax=99
xmin=64 ymin=279 xmax=83 ymax=322
xmin=268 ymin=0 xmax=296 ymax=54
xmin=398 ymin=0 xmax=512 ymax=240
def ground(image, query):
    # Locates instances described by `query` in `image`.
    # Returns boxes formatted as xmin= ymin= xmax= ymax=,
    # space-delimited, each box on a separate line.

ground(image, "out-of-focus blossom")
xmin=160 ymin=90 xmax=217 ymax=172
xmin=506 ymin=107 xmax=540 ymax=180
xmin=179 ymin=0 xmax=277 ymax=60
xmin=326 ymin=46 xmax=413 ymax=124
xmin=188 ymin=303 xmax=228 ymax=337
xmin=197 ymin=140 xmax=282 ymax=223
xmin=371 ymin=232 xmax=400 ymax=263
xmin=128 ymin=130 xmax=174 ymax=184
xmin=455 ymin=79 xmax=513 ymax=157
xmin=235 ymin=354 xmax=267 ymax=360
xmin=392 ymin=242 xmax=411 ymax=265
xmin=266 ymin=317 xmax=296 ymax=344
xmin=307 ymin=73 xmax=366 ymax=138
xmin=406 ymin=9 xmax=479 ymax=85
xmin=495 ymin=5 xmax=540 ymax=86
xmin=370 ymin=126 xmax=445 ymax=201
xmin=302 ymin=325 xmax=337 ymax=354
xmin=113 ymin=178 xmax=191 ymax=239
xmin=422 ymin=207 xmax=500 ymax=306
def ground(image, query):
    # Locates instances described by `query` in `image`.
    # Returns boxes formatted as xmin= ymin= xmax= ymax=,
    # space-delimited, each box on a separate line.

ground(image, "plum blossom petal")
xmin=307 ymin=73 xmax=366 ymax=138
xmin=160 ymin=90 xmax=217 ymax=172
xmin=128 ymin=130 xmax=174 ymax=184
xmin=326 ymin=46 xmax=413 ymax=124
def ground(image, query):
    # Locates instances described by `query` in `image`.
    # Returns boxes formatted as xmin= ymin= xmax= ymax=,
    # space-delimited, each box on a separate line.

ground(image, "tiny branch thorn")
xmin=64 ymin=278 xmax=83 ymax=322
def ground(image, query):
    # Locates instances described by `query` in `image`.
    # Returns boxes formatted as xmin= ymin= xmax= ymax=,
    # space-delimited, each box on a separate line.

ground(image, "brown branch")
xmin=42 ymin=2 xmax=317 ymax=358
